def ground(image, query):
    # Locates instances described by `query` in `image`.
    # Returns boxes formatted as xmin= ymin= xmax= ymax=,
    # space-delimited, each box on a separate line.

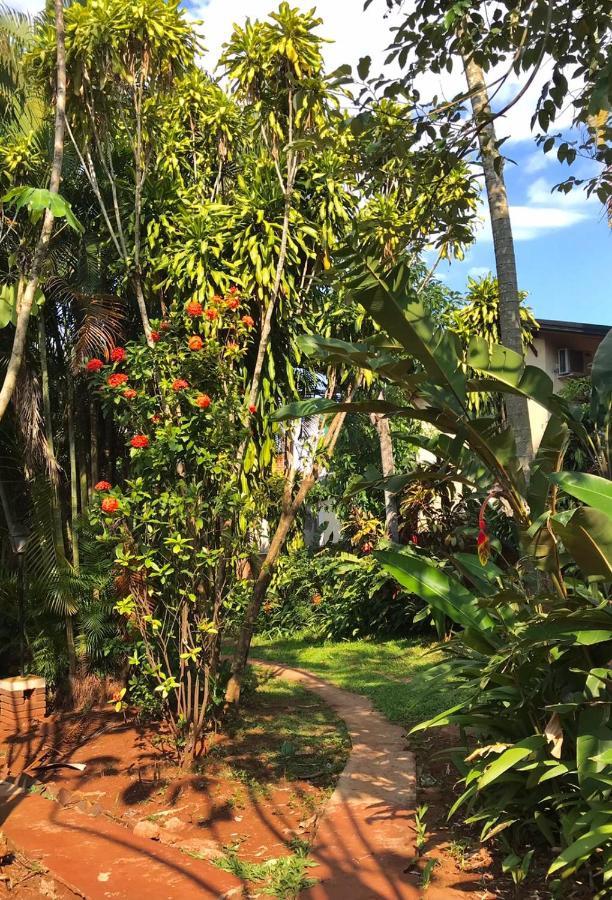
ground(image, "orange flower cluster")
xmin=94 ymin=480 xmax=112 ymax=492
xmin=205 ymin=308 xmax=218 ymax=321
xmin=108 ymin=373 xmax=129 ymax=388
xmin=110 ymin=347 xmax=126 ymax=363
xmin=186 ymin=301 xmax=203 ymax=317
xmin=130 ymin=435 xmax=149 ymax=449
xmin=188 ymin=335 xmax=203 ymax=351
xmin=123 ymin=388 xmax=137 ymax=400
xmin=195 ymin=394 xmax=211 ymax=409
xmin=86 ymin=358 xmax=103 ymax=373
xmin=150 ymin=331 xmax=161 ymax=342
xmin=172 ymin=379 xmax=189 ymax=392
xmin=241 ymin=315 xmax=254 ymax=328
xmin=101 ymin=497 xmax=119 ymax=514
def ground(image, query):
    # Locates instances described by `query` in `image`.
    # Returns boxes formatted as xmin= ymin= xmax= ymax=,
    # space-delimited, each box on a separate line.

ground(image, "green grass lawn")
xmin=250 ymin=633 xmax=451 ymax=730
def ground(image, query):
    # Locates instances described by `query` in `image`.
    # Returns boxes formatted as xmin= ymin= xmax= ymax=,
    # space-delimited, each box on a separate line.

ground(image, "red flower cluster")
xmin=226 ymin=297 xmax=240 ymax=310
xmin=123 ymin=388 xmax=137 ymax=400
xmin=160 ymin=321 xmax=170 ymax=331
xmin=86 ymin=358 xmax=104 ymax=373
xmin=150 ymin=331 xmax=161 ymax=343
xmin=248 ymin=404 xmax=256 ymax=414
xmin=205 ymin=308 xmax=218 ymax=321
xmin=188 ymin=335 xmax=203 ymax=351
xmin=101 ymin=497 xmax=119 ymax=514
xmin=211 ymin=294 xmax=223 ymax=306
xmin=151 ymin=414 xmax=162 ymax=424
xmin=241 ymin=315 xmax=254 ymax=328
xmin=228 ymin=285 xmax=239 ymax=294
xmin=186 ymin=301 xmax=203 ymax=317
xmin=108 ymin=373 xmax=129 ymax=388
xmin=195 ymin=393 xmax=211 ymax=409
xmin=172 ymin=378 xmax=189 ymax=392
xmin=94 ymin=480 xmax=112 ymax=492
xmin=130 ymin=435 xmax=149 ymax=449
xmin=110 ymin=347 xmax=126 ymax=363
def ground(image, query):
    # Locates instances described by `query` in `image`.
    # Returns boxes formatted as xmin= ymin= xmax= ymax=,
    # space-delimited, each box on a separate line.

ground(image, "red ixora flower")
xmin=226 ymin=297 xmax=240 ymax=310
xmin=110 ymin=347 xmax=126 ymax=363
xmin=108 ymin=373 xmax=129 ymax=388
xmin=229 ymin=285 xmax=239 ymax=295
xmin=94 ymin=480 xmax=112 ymax=492
xmin=205 ymin=308 xmax=219 ymax=321
xmin=186 ymin=300 xmax=203 ymax=317
xmin=211 ymin=294 xmax=224 ymax=306
xmin=172 ymin=378 xmax=189 ymax=392
xmin=151 ymin=414 xmax=162 ymax=424
xmin=159 ymin=320 xmax=170 ymax=331
xmin=248 ymin=403 xmax=257 ymax=414
xmin=123 ymin=388 xmax=137 ymax=400
xmin=86 ymin=358 xmax=104 ymax=373
xmin=101 ymin=497 xmax=119 ymax=514
xmin=188 ymin=335 xmax=203 ymax=351
xmin=241 ymin=315 xmax=255 ymax=328
xmin=130 ymin=434 xmax=149 ymax=449
xmin=150 ymin=331 xmax=161 ymax=343
xmin=195 ymin=393 xmax=211 ymax=409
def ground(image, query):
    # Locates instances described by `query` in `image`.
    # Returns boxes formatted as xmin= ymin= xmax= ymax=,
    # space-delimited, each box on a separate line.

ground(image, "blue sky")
xmin=16 ymin=0 xmax=610 ymax=325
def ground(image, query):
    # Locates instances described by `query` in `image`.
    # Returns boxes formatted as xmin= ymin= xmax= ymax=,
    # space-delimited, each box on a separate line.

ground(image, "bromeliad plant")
xmin=88 ymin=288 xmax=267 ymax=765
xmin=275 ymin=256 xmax=612 ymax=889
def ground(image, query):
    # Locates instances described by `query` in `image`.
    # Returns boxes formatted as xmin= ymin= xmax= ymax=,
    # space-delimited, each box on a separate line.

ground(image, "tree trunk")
xmin=463 ymin=55 xmax=534 ymax=473
xmin=225 ymin=382 xmax=358 ymax=705
xmin=0 ymin=0 xmax=66 ymax=422
xmin=370 ymin=390 xmax=399 ymax=541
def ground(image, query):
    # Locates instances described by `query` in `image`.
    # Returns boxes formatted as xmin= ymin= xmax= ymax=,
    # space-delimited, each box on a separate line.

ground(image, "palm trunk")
xmin=0 ymin=0 xmax=66 ymax=421
xmin=370 ymin=390 xmax=399 ymax=541
xmin=463 ymin=55 xmax=534 ymax=473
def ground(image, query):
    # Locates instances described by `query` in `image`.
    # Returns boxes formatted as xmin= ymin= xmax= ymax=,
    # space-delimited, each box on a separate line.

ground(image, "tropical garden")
xmin=0 ymin=0 xmax=610 ymax=896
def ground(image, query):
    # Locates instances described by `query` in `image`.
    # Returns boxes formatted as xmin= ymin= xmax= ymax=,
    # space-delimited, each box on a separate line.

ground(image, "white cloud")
xmin=467 ymin=266 xmax=490 ymax=278
xmin=192 ymin=0 xmax=404 ymax=75
xmin=523 ymin=152 xmax=549 ymax=175
xmin=527 ymin=177 xmax=597 ymax=209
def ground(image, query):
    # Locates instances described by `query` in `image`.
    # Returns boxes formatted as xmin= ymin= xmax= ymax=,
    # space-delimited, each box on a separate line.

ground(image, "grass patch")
xmin=251 ymin=633 xmax=453 ymax=730
xmin=215 ymin=847 xmax=317 ymax=898
xmin=212 ymin=673 xmax=350 ymax=786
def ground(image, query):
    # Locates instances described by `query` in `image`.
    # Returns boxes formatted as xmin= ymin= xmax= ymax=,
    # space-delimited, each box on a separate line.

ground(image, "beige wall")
xmin=526 ymin=331 xmax=604 ymax=450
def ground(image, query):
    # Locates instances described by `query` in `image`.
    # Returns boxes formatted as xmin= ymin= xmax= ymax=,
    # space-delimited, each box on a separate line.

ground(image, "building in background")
xmin=527 ymin=319 xmax=610 ymax=450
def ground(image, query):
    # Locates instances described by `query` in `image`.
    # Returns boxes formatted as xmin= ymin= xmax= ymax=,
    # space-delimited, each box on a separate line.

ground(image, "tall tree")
xmin=463 ymin=56 xmax=534 ymax=469
xmin=0 ymin=0 xmax=66 ymax=420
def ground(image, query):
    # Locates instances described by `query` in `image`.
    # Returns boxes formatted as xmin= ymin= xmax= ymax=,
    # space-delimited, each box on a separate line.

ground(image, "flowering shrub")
xmin=89 ymin=291 xmax=267 ymax=765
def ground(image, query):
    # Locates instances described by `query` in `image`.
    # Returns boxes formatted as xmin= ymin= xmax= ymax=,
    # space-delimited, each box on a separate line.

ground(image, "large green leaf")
xmin=478 ymin=736 xmax=546 ymax=790
xmin=345 ymin=257 xmax=466 ymax=407
xmin=527 ymin=417 xmax=570 ymax=519
xmin=272 ymin=397 xmax=403 ymax=422
xmin=549 ymin=471 xmax=612 ymax=519
xmin=591 ymin=328 xmax=612 ymax=410
xmin=468 ymin=337 xmax=555 ymax=409
xmin=548 ymin=824 xmax=612 ymax=875
xmin=551 ymin=507 xmax=612 ymax=578
xmin=3 ymin=186 xmax=84 ymax=233
xmin=577 ymin=706 xmax=612 ymax=799
xmin=374 ymin=548 xmax=495 ymax=632
xmin=0 ymin=282 xmax=44 ymax=327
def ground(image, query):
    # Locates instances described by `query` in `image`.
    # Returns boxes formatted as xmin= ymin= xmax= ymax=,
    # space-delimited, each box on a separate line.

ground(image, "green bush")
xmin=260 ymin=547 xmax=419 ymax=640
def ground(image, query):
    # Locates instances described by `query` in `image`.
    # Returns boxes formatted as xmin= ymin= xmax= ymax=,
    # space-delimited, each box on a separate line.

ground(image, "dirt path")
xmin=252 ymin=660 xmax=418 ymax=899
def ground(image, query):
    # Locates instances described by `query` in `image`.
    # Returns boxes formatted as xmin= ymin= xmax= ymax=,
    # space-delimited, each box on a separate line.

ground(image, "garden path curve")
xmin=253 ymin=659 xmax=418 ymax=899
xmin=0 ymin=662 xmax=418 ymax=899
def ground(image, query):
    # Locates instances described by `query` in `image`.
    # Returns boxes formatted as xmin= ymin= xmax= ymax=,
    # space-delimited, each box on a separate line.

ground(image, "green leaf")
xmin=577 ymin=706 xmax=612 ymax=798
xmin=549 ymin=471 xmax=612 ymax=519
xmin=374 ymin=549 xmax=495 ymax=631
xmin=468 ymin=337 xmax=554 ymax=408
xmin=551 ymin=507 xmax=612 ymax=578
xmin=527 ymin=417 xmax=569 ymax=519
xmin=548 ymin=825 xmax=612 ymax=875
xmin=478 ymin=736 xmax=546 ymax=789
xmin=3 ymin=186 xmax=84 ymax=233
xmin=591 ymin=329 xmax=612 ymax=411
xmin=272 ymin=397 xmax=403 ymax=422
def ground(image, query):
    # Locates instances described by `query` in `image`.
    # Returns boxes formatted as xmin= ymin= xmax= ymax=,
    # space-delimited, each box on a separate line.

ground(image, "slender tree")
xmin=0 ymin=0 xmax=66 ymax=420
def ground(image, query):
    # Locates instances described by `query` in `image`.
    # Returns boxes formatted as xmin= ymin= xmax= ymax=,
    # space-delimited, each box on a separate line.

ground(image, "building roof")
xmin=537 ymin=319 xmax=610 ymax=338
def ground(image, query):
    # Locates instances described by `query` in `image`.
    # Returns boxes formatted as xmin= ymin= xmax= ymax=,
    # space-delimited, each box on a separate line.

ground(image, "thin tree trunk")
xmin=463 ymin=55 xmax=534 ymax=473
xmin=90 ymin=400 xmax=99 ymax=491
xmin=0 ymin=0 xmax=66 ymax=421
xmin=225 ymin=380 xmax=358 ymax=705
xmin=370 ymin=391 xmax=399 ymax=541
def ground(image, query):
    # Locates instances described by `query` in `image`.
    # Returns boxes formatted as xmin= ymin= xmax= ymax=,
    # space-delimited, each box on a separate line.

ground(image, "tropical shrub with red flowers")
xmin=87 ymin=292 xmax=270 ymax=765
